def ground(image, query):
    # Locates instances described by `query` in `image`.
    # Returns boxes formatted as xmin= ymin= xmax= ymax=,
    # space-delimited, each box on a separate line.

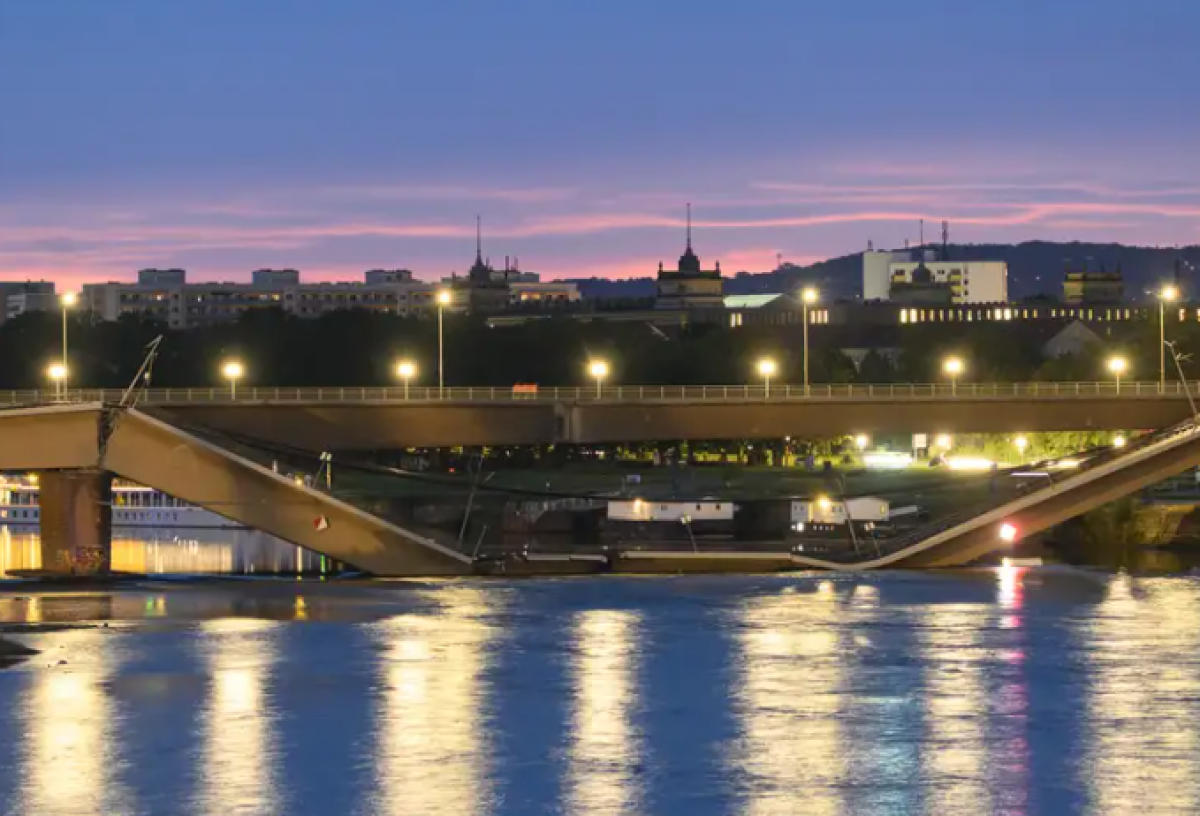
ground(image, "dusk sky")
xmin=2 ymin=0 xmax=1199 ymax=286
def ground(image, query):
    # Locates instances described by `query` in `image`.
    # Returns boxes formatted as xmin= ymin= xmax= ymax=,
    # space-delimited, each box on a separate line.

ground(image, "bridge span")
xmin=2 ymin=380 xmax=1196 ymax=449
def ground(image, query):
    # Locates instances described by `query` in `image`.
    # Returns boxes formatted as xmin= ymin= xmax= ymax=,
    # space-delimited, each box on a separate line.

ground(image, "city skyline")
xmin=2 ymin=1 xmax=1199 ymax=286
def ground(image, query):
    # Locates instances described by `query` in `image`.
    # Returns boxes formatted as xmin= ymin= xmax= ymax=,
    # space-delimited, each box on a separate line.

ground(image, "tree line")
xmin=0 ymin=307 xmax=1190 ymax=389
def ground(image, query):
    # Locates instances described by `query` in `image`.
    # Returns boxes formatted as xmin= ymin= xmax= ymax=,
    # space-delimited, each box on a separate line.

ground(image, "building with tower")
xmin=655 ymin=205 xmax=724 ymax=310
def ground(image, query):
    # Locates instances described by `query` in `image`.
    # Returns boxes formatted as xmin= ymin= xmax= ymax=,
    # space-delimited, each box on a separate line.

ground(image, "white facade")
xmin=607 ymin=499 xmax=734 ymax=523
xmin=889 ymin=259 xmax=1008 ymax=304
xmin=791 ymin=497 xmax=889 ymax=525
xmin=862 ymin=250 xmax=911 ymax=301
xmin=509 ymin=281 xmax=581 ymax=307
xmin=863 ymin=250 xmax=1009 ymax=304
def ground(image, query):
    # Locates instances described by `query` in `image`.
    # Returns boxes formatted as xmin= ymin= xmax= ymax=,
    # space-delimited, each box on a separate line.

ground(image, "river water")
xmin=3 ymin=568 xmax=1200 ymax=815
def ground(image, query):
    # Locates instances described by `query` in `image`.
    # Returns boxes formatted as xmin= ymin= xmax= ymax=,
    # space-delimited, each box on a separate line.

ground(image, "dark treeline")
xmin=0 ymin=308 xmax=1191 ymax=389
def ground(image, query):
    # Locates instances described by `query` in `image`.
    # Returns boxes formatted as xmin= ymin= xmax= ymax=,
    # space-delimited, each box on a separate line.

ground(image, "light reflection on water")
xmin=196 ymin=619 xmax=281 ymax=816
xmin=566 ymin=610 xmax=642 ymax=816
xmin=6 ymin=572 xmax=1200 ymax=814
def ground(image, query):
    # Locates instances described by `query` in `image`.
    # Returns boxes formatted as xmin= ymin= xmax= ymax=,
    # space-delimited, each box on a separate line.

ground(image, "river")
xmin=4 ymin=565 xmax=1200 ymax=814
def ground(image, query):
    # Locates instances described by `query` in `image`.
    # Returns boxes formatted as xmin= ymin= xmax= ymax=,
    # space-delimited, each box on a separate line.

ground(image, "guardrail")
xmin=4 ymin=380 xmax=1200 ymax=405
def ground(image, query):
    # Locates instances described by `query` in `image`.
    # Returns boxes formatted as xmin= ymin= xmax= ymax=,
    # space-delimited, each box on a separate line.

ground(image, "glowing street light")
xmin=854 ymin=434 xmax=870 ymax=451
xmin=436 ymin=289 xmax=452 ymax=396
xmin=757 ymin=357 xmax=778 ymax=398
xmin=1113 ymin=433 xmax=1127 ymax=449
xmin=588 ymin=359 xmax=610 ymax=398
xmin=801 ymin=287 xmax=818 ymax=395
xmin=1159 ymin=284 xmax=1179 ymax=389
xmin=60 ymin=291 xmax=77 ymax=392
xmin=943 ymin=356 xmax=964 ymax=395
xmin=1107 ymin=355 xmax=1128 ymax=393
xmin=999 ymin=522 xmax=1019 ymax=543
xmin=935 ymin=433 xmax=953 ymax=451
xmin=1014 ymin=435 xmax=1029 ymax=456
xmin=221 ymin=360 xmax=245 ymax=399
xmin=395 ymin=359 xmax=417 ymax=400
xmin=47 ymin=362 xmax=68 ymax=401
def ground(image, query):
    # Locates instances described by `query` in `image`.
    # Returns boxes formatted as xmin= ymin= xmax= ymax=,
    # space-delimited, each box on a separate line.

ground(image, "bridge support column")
xmin=38 ymin=470 xmax=113 ymax=576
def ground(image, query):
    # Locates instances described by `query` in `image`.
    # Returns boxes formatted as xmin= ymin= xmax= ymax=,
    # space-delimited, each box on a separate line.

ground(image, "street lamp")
xmin=854 ymin=434 xmax=870 ymax=451
xmin=943 ymin=356 xmax=964 ymax=395
xmin=1107 ymin=355 xmax=1128 ymax=393
xmin=47 ymin=362 xmax=68 ymax=402
xmin=1014 ymin=435 xmax=1029 ymax=457
xmin=221 ymin=360 xmax=245 ymax=399
xmin=801 ymin=287 xmax=818 ymax=395
xmin=757 ymin=357 xmax=778 ymax=398
xmin=1113 ymin=433 xmax=1127 ymax=449
xmin=396 ymin=359 xmax=417 ymax=400
xmin=1160 ymin=284 xmax=1179 ymax=389
xmin=60 ymin=292 xmax=77 ymax=392
xmin=436 ymin=289 xmax=452 ymax=395
xmin=935 ymin=433 xmax=953 ymax=451
xmin=588 ymin=359 xmax=610 ymax=398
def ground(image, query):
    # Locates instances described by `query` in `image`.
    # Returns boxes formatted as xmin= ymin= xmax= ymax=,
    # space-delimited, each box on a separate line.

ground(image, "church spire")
xmin=686 ymin=202 xmax=692 ymax=252
xmin=475 ymin=214 xmax=483 ymax=265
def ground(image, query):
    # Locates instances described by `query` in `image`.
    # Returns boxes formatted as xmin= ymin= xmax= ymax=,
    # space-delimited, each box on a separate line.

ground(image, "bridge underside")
xmin=150 ymin=395 xmax=1197 ymax=451
xmin=0 ymin=404 xmax=470 ymax=576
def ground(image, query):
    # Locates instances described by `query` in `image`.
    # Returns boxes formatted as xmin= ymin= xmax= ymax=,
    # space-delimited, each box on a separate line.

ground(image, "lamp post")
xmin=943 ymin=356 xmax=964 ymax=395
xmin=396 ymin=360 xmax=416 ymax=400
xmin=588 ymin=360 xmax=610 ymax=399
xmin=854 ymin=434 xmax=869 ymax=452
xmin=221 ymin=360 xmax=244 ymax=400
xmin=436 ymin=290 xmax=452 ymax=396
xmin=1014 ymin=435 xmax=1029 ymax=457
xmin=1107 ymin=355 xmax=1128 ymax=394
xmin=1160 ymin=284 xmax=1179 ymax=390
xmin=801 ymin=287 xmax=818 ymax=395
xmin=757 ymin=357 xmax=778 ymax=398
xmin=47 ymin=363 xmax=68 ymax=402
xmin=60 ymin=292 xmax=76 ymax=394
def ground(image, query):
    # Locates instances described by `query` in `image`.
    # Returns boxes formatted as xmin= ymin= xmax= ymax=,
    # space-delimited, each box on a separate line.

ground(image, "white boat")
xmin=0 ymin=477 xmax=244 ymax=529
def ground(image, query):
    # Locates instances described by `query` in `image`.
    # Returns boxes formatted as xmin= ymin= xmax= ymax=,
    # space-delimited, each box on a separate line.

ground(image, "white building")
xmin=1 ymin=282 xmax=57 ymax=322
xmin=863 ymin=250 xmax=1009 ymax=304
xmin=862 ymin=250 xmax=911 ymax=301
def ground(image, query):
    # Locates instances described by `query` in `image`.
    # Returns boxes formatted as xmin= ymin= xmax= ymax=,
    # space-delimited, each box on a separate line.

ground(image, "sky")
xmin=1 ymin=0 xmax=1199 ymax=286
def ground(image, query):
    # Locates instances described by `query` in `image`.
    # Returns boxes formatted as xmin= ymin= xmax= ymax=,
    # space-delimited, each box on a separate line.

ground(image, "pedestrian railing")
xmin=4 ymin=380 xmax=1200 ymax=406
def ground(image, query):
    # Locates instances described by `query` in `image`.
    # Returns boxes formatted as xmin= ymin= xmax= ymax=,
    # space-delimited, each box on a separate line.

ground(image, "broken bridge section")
xmin=0 ymin=402 xmax=471 ymax=577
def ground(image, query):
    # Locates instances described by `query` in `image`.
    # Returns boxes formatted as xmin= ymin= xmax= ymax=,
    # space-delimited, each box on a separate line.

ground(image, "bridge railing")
xmin=2 ymin=380 xmax=1199 ymax=405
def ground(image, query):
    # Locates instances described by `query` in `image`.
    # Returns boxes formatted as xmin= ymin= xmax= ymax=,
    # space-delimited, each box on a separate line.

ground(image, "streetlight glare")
xmin=1107 ymin=356 xmax=1128 ymax=375
xmin=222 ymin=360 xmax=245 ymax=380
xmin=801 ymin=287 xmax=818 ymax=304
xmin=854 ymin=434 xmax=869 ymax=451
xmin=935 ymin=434 xmax=953 ymax=450
xmin=1014 ymin=435 xmax=1029 ymax=452
xmin=1161 ymin=285 xmax=1180 ymax=302
xmin=757 ymin=358 xmax=778 ymax=377
xmin=47 ymin=363 xmax=68 ymax=381
xmin=61 ymin=292 xmax=78 ymax=307
xmin=396 ymin=360 xmax=417 ymax=379
xmin=943 ymin=357 xmax=964 ymax=375
xmin=588 ymin=360 xmax=610 ymax=379
xmin=436 ymin=289 xmax=452 ymax=306
xmin=1113 ymin=434 xmax=1127 ymax=448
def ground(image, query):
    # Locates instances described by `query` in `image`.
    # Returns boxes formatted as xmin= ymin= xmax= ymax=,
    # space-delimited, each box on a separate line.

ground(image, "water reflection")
xmin=196 ymin=619 xmax=281 ymax=816
xmin=565 ymin=609 xmax=643 ymax=816
xmin=0 ymin=526 xmax=323 ymax=577
xmin=368 ymin=588 xmax=497 ymax=816
xmin=16 ymin=630 xmax=129 ymax=815
xmin=732 ymin=582 xmax=846 ymax=816
xmin=1084 ymin=575 xmax=1200 ymax=814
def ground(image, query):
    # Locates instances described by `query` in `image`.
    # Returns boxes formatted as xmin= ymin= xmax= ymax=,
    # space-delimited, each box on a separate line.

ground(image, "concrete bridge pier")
xmin=38 ymin=469 xmax=113 ymax=576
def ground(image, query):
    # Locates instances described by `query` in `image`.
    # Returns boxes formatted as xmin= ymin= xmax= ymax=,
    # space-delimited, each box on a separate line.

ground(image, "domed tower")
xmin=655 ymin=204 xmax=724 ymax=311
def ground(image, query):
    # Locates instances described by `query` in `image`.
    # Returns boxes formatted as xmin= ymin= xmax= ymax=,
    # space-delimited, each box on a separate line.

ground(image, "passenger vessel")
xmin=0 ymin=477 xmax=243 ymax=529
